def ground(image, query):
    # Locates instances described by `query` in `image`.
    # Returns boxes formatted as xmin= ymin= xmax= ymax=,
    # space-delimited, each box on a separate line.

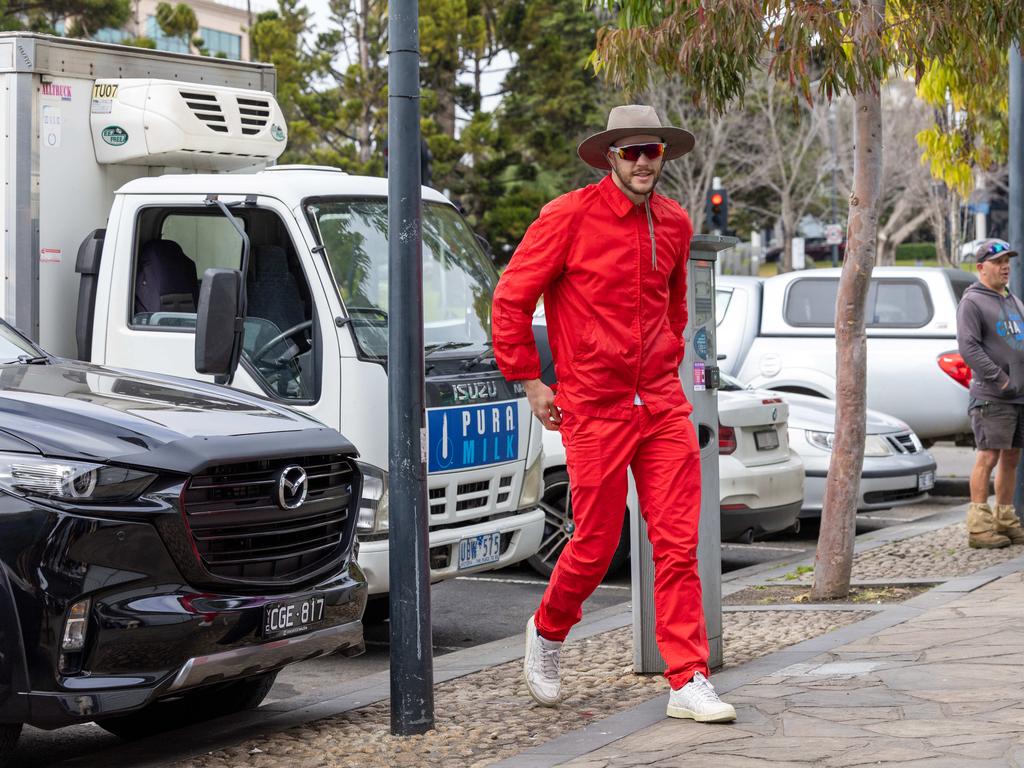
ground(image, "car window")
xmin=784 ymin=277 xmax=932 ymax=329
xmin=784 ymin=279 xmax=840 ymax=326
xmin=948 ymin=270 xmax=976 ymax=304
xmin=715 ymin=288 xmax=732 ymax=326
xmin=870 ymin=280 xmax=932 ymax=327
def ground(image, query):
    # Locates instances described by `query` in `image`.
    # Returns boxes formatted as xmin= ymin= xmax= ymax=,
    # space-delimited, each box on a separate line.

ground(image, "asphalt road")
xmin=11 ymin=499 xmax=954 ymax=768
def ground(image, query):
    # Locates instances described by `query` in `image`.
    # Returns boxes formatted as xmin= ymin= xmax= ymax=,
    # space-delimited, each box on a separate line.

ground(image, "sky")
xmin=299 ymin=0 xmax=511 ymax=119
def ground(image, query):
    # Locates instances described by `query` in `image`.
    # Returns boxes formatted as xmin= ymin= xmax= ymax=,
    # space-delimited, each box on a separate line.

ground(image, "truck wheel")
xmin=526 ymin=470 xmax=630 ymax=579
xmin=97 ymin=671 xmax=278 ymax=740
xmin=0 ymin=724 xmax=21 ymax=767
xmin=362 ymin=594 xmax=390 ymax=624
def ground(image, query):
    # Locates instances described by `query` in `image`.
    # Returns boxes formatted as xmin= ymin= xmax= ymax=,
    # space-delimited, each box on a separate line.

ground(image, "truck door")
xmin=99 ymin=195 xmax=341 ymax=427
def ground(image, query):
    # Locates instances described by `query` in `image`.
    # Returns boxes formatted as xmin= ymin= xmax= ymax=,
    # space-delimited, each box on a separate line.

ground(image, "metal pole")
xmin=632 ymin=235 xmax=734 ymax=675
xmin=387 ymin=0 xmax=434 ymax=735
xmin=1009 ymin=44 xmax=1024 ymax=517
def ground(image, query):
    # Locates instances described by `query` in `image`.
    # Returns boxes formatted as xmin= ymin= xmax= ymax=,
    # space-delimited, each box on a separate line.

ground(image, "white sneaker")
xmin=667 ymin=672 xmax=736 ymax=723
xmin=523 ymin=615 xmax=561 ymax=706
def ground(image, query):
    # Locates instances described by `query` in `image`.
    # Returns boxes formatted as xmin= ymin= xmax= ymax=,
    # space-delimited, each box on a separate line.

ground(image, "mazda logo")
xmin=277 ymin=466 xmax=308 ymax=510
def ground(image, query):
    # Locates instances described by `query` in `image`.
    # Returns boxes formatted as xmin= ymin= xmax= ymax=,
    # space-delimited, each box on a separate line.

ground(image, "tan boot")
xmin=967 ymin=503 xmax=1012 ymax=549
xmin=995 ymin=504 xmax=1024 ymax=545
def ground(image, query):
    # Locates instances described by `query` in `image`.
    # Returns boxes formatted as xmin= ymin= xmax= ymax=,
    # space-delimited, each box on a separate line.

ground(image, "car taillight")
xmin=718 ymin=423 xmax=736 ymax=455
xmin=938 ymin=353 xmax=972 ymax=389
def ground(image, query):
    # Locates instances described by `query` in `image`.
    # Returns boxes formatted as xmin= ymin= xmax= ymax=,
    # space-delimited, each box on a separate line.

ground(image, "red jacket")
xmin=492 ymin=175 xmax=693 ymax=420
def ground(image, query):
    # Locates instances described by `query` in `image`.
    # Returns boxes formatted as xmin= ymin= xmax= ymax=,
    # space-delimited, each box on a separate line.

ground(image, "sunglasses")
xmin=985 ymin=242 xmax=1011 ymax=256
xmin=608 ymin=142 xmax=666 ymax=162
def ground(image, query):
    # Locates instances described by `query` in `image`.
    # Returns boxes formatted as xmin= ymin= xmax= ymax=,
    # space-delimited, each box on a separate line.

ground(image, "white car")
xmin=716 ymin=268 xmax=976 ymax=442
xmin=528 ymin=388 xmax=805 ymax=576
xmin=720 ymin=374 xmax=937 ymax=518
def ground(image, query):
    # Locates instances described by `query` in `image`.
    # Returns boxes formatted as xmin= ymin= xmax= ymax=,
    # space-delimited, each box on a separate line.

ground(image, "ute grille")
xmin=182 ymin=454 xmax=356 ymax=582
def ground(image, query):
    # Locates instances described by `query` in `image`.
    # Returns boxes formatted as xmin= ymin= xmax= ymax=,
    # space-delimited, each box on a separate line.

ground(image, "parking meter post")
xmin=1010 ymin=44 xmax=1024 ymax=517
xmin=387 ymin=0 xmax=435 ymax=735
xmin=631 ymin=234 xmax=737 ymax=675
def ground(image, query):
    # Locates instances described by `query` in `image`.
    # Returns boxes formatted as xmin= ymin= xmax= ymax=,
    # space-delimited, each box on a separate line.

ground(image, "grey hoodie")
xmin=957 ymin=281 xmax=1024 ymax=404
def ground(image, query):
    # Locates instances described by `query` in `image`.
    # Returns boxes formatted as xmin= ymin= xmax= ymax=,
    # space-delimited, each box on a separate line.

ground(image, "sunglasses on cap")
xmin=608 ymin=142 xmax=666 ymax=162
xmin=978 ymin=240 xmax=1015 ymax=262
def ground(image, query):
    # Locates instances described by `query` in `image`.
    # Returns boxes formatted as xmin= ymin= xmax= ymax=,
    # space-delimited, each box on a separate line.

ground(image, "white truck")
xmin=0 ymin=32 xmax=545 ymax=602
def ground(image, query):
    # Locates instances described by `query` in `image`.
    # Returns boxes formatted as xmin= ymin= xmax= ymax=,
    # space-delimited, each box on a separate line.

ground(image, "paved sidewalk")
xmin=505 ymin=564 xmax=1024 ymax=768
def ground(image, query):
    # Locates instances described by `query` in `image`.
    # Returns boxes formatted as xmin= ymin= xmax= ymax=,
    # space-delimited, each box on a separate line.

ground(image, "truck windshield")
xmin=308 ymin=199 xmax=499 ymax=359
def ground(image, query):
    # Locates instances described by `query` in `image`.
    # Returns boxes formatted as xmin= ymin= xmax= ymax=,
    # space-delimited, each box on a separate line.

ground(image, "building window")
xmin=200 ymin=27 xmax=241 ymax=59
xmin=146 ymin=15 xmax=190 ymax=53
xmin=94 ymin=27 xmax=130 ymax=44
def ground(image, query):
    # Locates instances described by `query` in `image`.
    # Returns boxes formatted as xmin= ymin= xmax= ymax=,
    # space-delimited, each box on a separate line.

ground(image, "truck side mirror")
xmin=195 ymin=268 xmax=243 ymax=381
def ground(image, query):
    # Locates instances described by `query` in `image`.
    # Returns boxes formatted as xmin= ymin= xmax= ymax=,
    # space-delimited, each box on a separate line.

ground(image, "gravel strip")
xmin=775 ymin=522 xmax=1024 ymax=583
xmin=179 ymin=610 xmax=868 ymax=768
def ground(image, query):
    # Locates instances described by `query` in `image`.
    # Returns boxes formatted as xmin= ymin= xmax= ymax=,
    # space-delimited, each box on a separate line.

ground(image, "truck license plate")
xmin=458 ymin=533 xmax=502 ymax=570
xmin=263 ymin=594 xmax=325 ymax=639
xmin=917 ymin=471 xmax=935 ymax=491
xmin=427 ymin=401 xmax=519 ymax=472
xmin=754 ymin=429 xmax=780 ymax=451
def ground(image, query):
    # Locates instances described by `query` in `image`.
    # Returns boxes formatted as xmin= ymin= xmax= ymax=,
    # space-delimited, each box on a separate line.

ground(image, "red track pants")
xmin=534 ymin=404 xmax=709 ymax=690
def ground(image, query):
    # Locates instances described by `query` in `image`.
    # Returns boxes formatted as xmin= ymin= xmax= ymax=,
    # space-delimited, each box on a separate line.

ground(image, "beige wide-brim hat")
xmin=577 ymin=104 xmax=695 ymax=169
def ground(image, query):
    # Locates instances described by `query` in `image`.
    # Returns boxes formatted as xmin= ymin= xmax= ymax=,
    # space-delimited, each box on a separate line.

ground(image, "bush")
xmin=895 ymin=242 xmax=936 ymax=262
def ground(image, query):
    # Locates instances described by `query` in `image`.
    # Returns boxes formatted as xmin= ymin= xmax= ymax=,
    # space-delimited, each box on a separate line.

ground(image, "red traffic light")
xmin=710 ymin=193 xmax=724 ymax=206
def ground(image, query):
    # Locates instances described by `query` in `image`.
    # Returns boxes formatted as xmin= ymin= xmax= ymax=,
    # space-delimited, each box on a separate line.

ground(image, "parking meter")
xmin=631 ymin=235 xmax=736 ymax=674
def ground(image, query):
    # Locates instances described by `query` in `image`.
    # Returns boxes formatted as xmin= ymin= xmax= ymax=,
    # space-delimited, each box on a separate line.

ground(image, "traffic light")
xmin=706 ymin=187 xmax=728 ymax=233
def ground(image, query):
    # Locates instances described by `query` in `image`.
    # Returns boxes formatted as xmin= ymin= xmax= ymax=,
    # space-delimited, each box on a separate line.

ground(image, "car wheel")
xmin=0 ymin=723 xmax=21 ymax=767
xmin=526 ymin=470 xmax=630 ymax=579
xmin=96 ymin=671 xmax=278 ymax=740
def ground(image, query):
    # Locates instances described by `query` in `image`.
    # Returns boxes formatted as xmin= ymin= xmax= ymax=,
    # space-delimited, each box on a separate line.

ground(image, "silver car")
xmin=720 ymin=374 xmax=936 ymax=519
xmin=716 ymin=268 xmax=976 ymax=443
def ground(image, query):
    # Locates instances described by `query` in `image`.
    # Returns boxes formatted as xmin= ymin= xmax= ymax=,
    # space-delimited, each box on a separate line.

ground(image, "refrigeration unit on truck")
xmin=0 ymin=33 xmax=546 ymax=602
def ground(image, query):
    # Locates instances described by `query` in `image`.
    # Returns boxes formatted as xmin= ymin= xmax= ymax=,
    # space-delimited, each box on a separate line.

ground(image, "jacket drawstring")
xmin=645 ymin=198 xmax=657 ymax=270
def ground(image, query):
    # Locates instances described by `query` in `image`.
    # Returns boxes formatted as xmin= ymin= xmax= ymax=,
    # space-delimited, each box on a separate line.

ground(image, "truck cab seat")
xmin=247 ymin=244 xmax=307 ymax=333
xmin=134 ymin=239 xmax=200 ymax=316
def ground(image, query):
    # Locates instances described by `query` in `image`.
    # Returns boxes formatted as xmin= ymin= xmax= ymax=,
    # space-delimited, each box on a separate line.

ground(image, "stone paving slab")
xmin=554 ymin=571 xmax=1024 ymax=768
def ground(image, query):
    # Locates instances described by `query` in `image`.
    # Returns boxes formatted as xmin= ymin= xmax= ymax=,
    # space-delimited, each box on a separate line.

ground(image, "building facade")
xmin=95 ymin=0 xmax=253 ymax=61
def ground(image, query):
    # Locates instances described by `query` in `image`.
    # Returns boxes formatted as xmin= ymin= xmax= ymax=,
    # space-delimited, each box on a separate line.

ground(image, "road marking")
xmin=455 ymin=575 xmax=630 ymax=591
xmin=721 ymin=544 xmax=806 ymax=553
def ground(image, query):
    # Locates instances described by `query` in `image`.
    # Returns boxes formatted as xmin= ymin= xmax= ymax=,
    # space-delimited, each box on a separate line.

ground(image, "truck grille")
xmin=179 ymin=90 xmax=228 ymax=133
xmin=178 ymin=91 xmax=271 ymax=136
xmin=182 ymin=455 xmax=356 ymax=583
xmin=237 ymin=96 xmax=272 ymax=135
xmin=429 ymin=473 xmax=516 ymax=517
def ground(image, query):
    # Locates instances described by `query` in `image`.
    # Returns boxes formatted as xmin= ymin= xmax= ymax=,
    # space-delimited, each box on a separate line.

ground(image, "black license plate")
xmin=754 ymin=429 xmax=780 ymax=451
xmin=263 ymin=594 xmax=326 ymax=639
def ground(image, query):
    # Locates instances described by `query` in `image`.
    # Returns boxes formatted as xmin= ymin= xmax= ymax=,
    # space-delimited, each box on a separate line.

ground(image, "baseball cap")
xmin=976 ymin=238 xmax=1018 ymax=264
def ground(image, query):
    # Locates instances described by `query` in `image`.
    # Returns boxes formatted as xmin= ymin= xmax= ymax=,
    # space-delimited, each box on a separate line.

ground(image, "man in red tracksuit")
xmin=492 ymin=104 xmax=735 ymax=723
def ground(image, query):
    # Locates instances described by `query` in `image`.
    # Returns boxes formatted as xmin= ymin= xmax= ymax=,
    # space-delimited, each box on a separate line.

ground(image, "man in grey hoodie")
xmin=957 ymin=238 xmax=1024 ymax=548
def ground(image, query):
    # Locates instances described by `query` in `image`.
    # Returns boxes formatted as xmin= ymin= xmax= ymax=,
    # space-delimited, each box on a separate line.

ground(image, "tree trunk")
xmin=780 ymin=208 xmax=795 ymax=273
xmin=879 ymin=208 xmax=930 ymax=265
xmin=356 ymin=0 xmax=372 ymax=165
xmin=811 ymin=0 xmax=884 ymax=601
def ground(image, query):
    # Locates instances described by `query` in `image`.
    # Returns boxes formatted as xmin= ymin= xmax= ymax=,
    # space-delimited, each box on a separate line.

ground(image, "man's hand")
xmin=524 ymin=378 xmax=562 ymax=430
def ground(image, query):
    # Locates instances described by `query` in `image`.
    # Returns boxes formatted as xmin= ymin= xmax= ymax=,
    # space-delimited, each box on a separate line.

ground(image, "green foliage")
xmin=585 ymin=1 xmax=1024 ymax=114
xmin=894 ymin=242 xmax=936 ymax=262
xmin=1 ymin=0 xmax=130 ymax=35
xmin=155 ymin=2 xmax=200 ymax=53
xmin=915 ymin=56 xmax=1008 ymax=196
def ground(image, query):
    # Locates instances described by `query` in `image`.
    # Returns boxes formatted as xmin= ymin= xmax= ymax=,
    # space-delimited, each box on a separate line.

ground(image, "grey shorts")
xmin=970 ymin=401 xmax=1024 ymax=450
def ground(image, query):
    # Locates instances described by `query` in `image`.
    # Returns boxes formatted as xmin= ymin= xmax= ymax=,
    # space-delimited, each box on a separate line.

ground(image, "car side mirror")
xmin=195 ymin=268 xmax=243 ymax=381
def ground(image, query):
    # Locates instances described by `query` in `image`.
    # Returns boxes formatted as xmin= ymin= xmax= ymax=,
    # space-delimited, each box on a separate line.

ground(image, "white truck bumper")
xmin=358 ymin=507 xmax=545 ymax=595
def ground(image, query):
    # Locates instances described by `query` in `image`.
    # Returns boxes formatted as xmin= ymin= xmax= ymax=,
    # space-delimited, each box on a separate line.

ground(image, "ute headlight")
xmin=518 ymin=450 xmax=544 ymax=508
xmin=803 ymin=432 xmax=893 ymax=457
xmin=356 ymin=462 xmax=389 ymax=534
xmin=0 ymin=453 xmax=156 ymax=503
